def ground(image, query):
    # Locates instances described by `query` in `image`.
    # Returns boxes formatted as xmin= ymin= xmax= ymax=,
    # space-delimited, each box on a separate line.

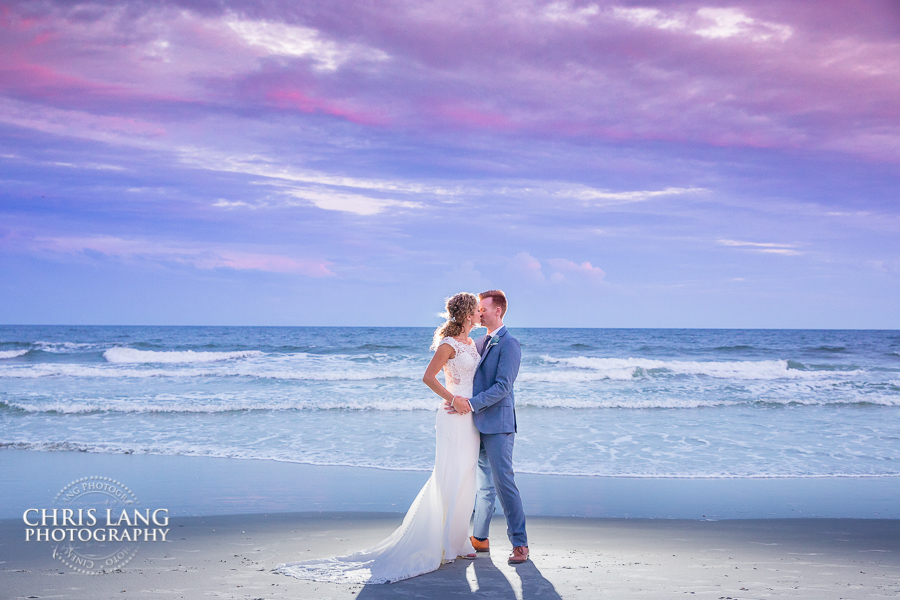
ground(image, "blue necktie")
xmin=482 ymin=335 xmax=491 ymax=353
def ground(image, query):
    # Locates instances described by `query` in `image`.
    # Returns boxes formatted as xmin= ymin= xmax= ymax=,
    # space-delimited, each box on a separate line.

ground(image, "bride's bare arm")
xmin=422 ymin=343 xmax=456 ymax=403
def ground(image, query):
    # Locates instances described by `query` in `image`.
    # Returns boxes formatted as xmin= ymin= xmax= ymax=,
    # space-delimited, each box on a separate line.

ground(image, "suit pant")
xmin=472 ymin=432 xmax=527 ymax=547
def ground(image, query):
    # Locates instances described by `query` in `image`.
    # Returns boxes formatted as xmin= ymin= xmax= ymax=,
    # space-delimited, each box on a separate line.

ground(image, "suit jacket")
xmin=469 ymin=326 xmax=521 ymax=434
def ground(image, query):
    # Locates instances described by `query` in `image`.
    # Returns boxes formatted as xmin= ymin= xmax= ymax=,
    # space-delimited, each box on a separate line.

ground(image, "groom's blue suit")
xmin=469 ymin=326 xmax=527 ymax=547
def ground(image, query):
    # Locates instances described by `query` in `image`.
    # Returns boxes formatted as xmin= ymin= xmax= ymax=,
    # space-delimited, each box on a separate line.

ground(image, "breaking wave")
xmin=0 ymin=363 xmax=414 ymax=380
xmin=103 ymin=348 xmax=264 ymax=364
xmin=4 ymin=391 xmax=898 ymax=415
xmin=536 ymin=356 xmax=827 ymax=380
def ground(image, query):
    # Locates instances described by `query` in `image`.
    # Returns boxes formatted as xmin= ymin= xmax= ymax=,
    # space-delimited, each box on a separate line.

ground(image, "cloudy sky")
xmin=1 ymin=0 xmax=898 ymax=327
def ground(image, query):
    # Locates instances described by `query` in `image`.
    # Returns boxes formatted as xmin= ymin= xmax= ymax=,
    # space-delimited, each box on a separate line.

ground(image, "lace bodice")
xmin=440 ymin=337 xmax=479 ymax=397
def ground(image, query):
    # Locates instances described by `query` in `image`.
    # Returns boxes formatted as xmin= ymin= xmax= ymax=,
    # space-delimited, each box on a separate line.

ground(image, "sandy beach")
xmin=1 ymin=450 xmax=899 ymax=599
xmin=3 ymin=512 xmax=899 ymax=599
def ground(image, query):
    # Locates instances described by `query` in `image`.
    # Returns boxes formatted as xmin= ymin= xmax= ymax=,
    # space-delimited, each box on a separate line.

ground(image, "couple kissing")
xmin=276 ymin=289 xmax=527 ymax=584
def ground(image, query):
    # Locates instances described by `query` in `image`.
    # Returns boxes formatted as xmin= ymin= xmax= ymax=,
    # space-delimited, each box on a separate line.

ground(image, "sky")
xmin=1 ymin=0 xmax=898 ymax=328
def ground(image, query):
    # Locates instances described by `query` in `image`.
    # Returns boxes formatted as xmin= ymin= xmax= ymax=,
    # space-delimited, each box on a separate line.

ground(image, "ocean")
xmin=1 ymin=325 xmax=899 ymax=479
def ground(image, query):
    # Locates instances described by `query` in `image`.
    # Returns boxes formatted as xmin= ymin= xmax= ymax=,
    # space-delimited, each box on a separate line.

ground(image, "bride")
xmin=276 ymin=292 xmax=482 ymax=584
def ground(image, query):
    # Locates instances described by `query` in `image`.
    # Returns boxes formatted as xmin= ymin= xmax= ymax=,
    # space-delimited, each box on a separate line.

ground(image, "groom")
xmin=449 ymin=289 xmax=528 ymax=564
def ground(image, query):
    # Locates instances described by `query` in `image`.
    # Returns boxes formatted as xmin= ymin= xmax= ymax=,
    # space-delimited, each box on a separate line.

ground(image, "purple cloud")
xmin=2 ymin=0 xmax=897 ymax=161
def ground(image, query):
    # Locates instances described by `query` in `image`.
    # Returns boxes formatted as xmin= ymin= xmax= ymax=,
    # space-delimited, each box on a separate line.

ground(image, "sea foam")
xmin=103 ymin=348 xmax=264 ymax=364
xmin=0 ymin=349 xmax=28 ymax=359
xmin=0 ymin=363 xmax=417 ymax=380
xmin=539 ymin=355 xmax=816 ymax=380
xmin=5 ymin=391 xmax=897 ymax=415
xmin=34 ymin=341 xmax=103 ymax=353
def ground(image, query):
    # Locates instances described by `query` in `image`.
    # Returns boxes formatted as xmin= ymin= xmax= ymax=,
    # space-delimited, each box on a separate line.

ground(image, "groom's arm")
xmin=468 ymin=338 xmax=521 ymax=413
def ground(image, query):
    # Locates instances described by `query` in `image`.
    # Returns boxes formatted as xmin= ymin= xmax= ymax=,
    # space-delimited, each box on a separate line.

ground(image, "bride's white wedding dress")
xmin=275 ymin=336 xmax=480 ymax=584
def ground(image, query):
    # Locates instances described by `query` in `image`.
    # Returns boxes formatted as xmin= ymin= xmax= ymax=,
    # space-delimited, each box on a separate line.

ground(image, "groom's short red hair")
xmin=478 ymin=289 xmax=508 ymax=318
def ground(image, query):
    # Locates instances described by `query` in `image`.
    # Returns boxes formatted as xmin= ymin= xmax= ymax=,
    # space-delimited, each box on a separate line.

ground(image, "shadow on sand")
xmin=356 ymin=554 xmax=562 ymax=599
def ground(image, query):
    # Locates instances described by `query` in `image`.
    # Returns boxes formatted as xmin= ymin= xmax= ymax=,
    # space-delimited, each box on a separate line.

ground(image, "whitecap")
xmin=517 ymin=396 xmax=738 ymax=409
xmin=519 ymin=369 xmax=636 ymax=382
xmin=2 ymin=394 xmax=439 ymax=414
xmin=103 ymin=347 xmax=264 ymax=364
xmin=0 ymin=363 xmax=418 ymax=381
xmin=34 ymin=341 xmax=103 ymax=353
xmin=539 ymin=355 xmax=818 ymax=380
xmin=0 ymin=349 xmax=28 ymax=359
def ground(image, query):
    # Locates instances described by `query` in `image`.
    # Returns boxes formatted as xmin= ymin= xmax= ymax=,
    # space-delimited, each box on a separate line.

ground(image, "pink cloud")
xmin=428 ymin=101 xmax=515 ymax=131
xmin=514 ymin=252 xmax=606 ymax=283
xmin=16 ymin=234 xmax=335 ymax=277
xmin=514 ymin=251 xmax=545 ymax=281
xmin=265 ymin=88 xmax=388 ymax=126
xmin=192 ymin=251 xmax=336 ymax=276
xmin=546 ymin=258 xmax=606 ymax=282
xmin=0 ymin=62 xmax=126 ymax=104
xmin=0 ymin=97 xmax=167 ymax=141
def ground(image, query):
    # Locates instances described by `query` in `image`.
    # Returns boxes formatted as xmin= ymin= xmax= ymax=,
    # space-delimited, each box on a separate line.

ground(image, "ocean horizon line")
xmin=2 ymin=323 xmax=899 ymax=332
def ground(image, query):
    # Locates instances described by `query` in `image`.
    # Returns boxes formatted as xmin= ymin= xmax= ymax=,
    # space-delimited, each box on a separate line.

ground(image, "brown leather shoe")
xmin=508 ymin=546 xmax=529 ymax=564
xmin=470 ymin=536 xmax=490 ymax=552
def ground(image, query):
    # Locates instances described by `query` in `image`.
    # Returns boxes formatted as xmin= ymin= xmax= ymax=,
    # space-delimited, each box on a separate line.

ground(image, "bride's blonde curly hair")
xmin=431 ymin=292 xmax=479 ymax=350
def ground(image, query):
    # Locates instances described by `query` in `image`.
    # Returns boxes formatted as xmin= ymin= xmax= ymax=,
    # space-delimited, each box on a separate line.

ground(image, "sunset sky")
xmin=1 ymin=0 xmax=898 ymax=327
